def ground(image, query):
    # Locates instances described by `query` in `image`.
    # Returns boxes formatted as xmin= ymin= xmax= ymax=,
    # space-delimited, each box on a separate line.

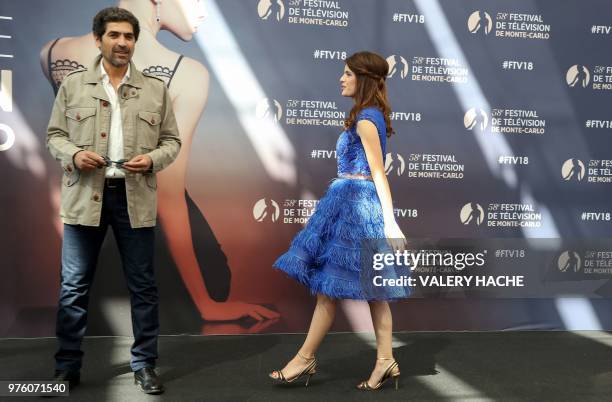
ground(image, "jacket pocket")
xmin=138 ymin=111 xmax=161 ymax=149
xmin=63 ymin=169 xmax=81 ymax=187
xmin=66 ymin=107 xmax=96 ymax=145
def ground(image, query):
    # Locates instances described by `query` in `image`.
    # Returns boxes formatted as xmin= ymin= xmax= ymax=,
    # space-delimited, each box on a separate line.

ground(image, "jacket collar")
xmin=84 ymin=54 xmax=144 ymax=89
xmin=100 ymin=59 xmax=130 ymax=83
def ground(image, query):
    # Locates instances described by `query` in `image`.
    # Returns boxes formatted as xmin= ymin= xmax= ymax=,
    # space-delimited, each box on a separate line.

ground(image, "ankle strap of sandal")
xmin=297 ymin=351 xmax=315 ymax=361
xmin=377 ymin=356 xmax=394 ymax=360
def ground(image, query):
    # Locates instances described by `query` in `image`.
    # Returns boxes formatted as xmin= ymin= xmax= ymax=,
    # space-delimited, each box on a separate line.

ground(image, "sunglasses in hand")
xmin=100 ymin=156 xmax=128 ymax=169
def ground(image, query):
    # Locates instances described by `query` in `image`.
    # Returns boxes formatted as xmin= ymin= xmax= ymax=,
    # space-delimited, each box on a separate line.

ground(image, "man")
xmin=46 ymin=7 xmax=181 ymax=394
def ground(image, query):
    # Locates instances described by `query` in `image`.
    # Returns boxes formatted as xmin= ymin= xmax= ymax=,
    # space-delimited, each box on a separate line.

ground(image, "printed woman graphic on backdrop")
xmin=40 ymin=0 xmax=279 ymax=325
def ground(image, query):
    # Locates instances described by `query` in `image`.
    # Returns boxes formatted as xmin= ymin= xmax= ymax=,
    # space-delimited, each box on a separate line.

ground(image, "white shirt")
xmin=100 ymin=62 xmax=130 ymax=178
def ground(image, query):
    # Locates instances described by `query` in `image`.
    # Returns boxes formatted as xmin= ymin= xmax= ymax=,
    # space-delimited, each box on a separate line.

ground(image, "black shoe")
xmin=134 ymin=367 xmax=164 ymax=395
xmin=53 ymin=370 xmax=80 ymax=389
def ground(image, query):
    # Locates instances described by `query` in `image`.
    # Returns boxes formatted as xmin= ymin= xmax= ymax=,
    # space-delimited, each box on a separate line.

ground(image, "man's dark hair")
xmin=92 ymin=7 xmax=140 ymax=41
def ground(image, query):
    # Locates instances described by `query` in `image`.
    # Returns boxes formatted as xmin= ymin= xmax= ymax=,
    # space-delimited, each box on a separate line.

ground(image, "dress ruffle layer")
xmin=273 ymin=178 xmax=410 ymax=300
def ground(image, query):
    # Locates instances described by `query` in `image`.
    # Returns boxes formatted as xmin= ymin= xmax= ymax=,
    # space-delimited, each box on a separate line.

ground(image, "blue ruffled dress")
xmin=273 ymin=107 xmax=410 ymax=300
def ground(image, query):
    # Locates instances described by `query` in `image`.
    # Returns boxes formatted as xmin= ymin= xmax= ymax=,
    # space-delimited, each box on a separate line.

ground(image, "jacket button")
xmin=151 ymin=118 xmax=156 ymax=124
xmin=66 ymin=165 xmax=73 ymax=172
xmin=130 ymin=90 xmax=136 ymax=96
xmin=92 ymin=193 xmax=100 ymax=202
xmin=76 ymin=114 xmax=81 ymax=121
xmin=102 ymin=101 xmax=109 ymax=107
xmin=101 ymin=132 xmax=107 ymax=138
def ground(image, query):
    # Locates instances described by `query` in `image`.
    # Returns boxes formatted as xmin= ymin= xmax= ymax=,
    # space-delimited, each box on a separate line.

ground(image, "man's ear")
xmin=94 ymin=33 xmax=101 ymax=47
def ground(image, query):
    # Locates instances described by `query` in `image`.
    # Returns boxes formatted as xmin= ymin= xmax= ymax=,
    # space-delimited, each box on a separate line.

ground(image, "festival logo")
xmin=253 ymin=198 xmax=281 ymax=222
xmin=561 ymin=158 xmax=585 ymax=181
xmin=385 ymin=153 xmax=405 ymax=176
xmin=256 ymin=98 xmax=283 ymax=123
xmin=460 ymin=202 xmax=485 ymax=226
xmin=566 ymin=65 xmax=591 ymax=88
xmin=468 ymin=11 xmax=493 ymax=35
xmin=464 ymin=108 xmax=489 ymax=131
xmin=386 ymin=55 xmax=409 ymax=79
xmin=558 ymin=250 xmax=581 ymax=273
xmin=258 ymin=0 xmax=285 ymax=21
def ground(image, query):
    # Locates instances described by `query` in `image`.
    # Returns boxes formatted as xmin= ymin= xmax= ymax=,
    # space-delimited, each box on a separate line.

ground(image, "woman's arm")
xmin=357 ymin=120 xmax=406 ymax=249
xmin=39 ymin=40 xmax=53 ymax=83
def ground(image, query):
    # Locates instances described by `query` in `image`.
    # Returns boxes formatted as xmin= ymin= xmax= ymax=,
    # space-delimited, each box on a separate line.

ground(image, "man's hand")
xmin=74 ymin=150 xmax=105 ymax=171
xmin=123 ymin=154 xmax=153 ymax=173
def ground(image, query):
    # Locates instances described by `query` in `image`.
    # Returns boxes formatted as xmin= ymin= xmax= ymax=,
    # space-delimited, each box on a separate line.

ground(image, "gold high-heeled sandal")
xmin=356 ymin=357 xmax=400 ymax=391
xmin=269 ymin=351 xmax=317 ymax=387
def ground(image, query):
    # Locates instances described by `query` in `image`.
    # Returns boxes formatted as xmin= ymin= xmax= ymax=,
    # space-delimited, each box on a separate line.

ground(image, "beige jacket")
xmin=47 ymin=54 xmax=181 ymax=228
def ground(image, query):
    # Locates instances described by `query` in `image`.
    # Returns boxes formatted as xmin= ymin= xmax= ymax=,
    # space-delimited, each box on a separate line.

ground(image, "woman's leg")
xmin=270 ymin=293 xmax=337 ymax=379
xmin=364 ymin=301 xmax=397 ymax=385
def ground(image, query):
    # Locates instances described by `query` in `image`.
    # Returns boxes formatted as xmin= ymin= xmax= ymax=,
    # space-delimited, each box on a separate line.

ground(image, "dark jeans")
xmin=55 ymin=179 xmax=158 ymax=372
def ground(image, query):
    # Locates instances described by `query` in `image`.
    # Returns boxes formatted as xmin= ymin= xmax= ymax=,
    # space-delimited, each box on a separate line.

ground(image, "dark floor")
xmin=1 ymin=331 xmax=612 ymax=401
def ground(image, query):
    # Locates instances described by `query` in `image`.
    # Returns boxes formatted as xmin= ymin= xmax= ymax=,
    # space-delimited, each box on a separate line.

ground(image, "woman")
xmin=40 ymin=0 xmax=279 ymax=323
xmin=270 ymin=51 xmax=409 ymax=390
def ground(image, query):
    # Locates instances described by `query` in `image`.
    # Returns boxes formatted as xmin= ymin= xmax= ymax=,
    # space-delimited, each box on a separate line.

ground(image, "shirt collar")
xmin=100 ymin=60 xmax=131 ymax=84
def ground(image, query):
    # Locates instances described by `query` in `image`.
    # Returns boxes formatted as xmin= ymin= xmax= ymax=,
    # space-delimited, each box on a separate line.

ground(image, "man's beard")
xmin=109 ymin=56 xmax=129 ymax=67
xmin=108 ymin=48 xmax=131 ymax=67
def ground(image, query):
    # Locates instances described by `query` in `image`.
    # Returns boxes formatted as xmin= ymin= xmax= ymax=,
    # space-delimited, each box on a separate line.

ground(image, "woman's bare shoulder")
xmin=39 ymin=34 xmax=97 ymax=66
xmin=178 ymin=56 xmax=209 ymax=81
xmin=171 ymin=56 xmax=210 ymax=96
